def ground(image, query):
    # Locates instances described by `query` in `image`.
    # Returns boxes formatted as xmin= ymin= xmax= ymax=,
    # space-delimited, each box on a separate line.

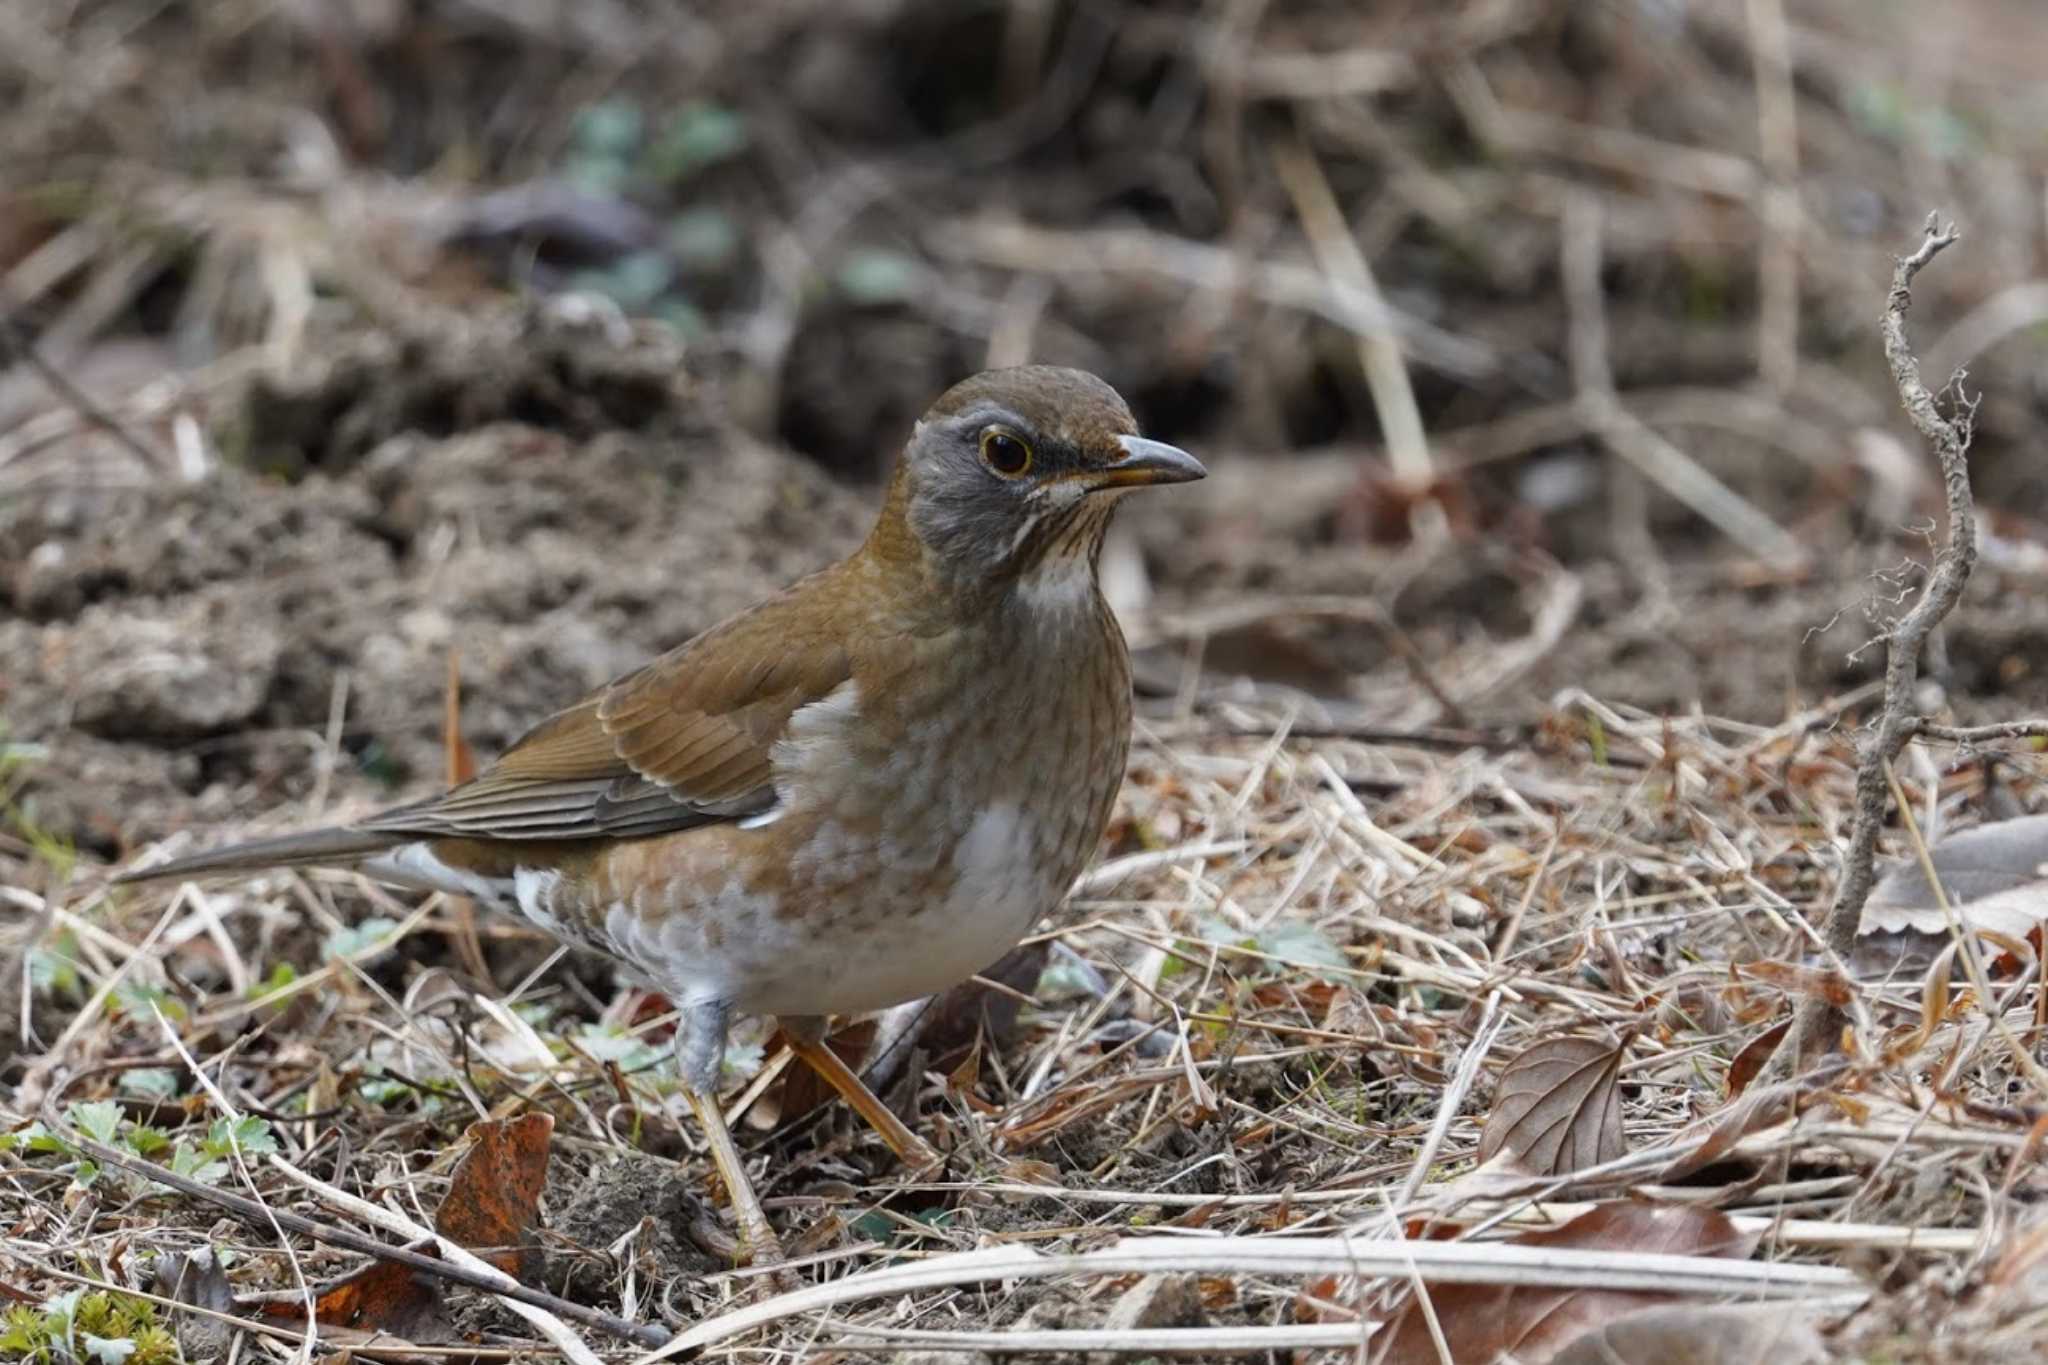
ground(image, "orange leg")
xmin=782 ymin=1015 xmax=943 ymax=1175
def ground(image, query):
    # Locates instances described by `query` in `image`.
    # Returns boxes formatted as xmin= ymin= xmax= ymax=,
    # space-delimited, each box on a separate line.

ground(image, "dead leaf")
xmin=1660 ymin=1058 xmax=1846 ymax=1181
xmin=263 ymin=1258 xmax=452 ymax=1343
xmin=1549 ymin=1302 xmax=1826 ymax=1364
xmin=1296 ymin=1273 xmax=1358 ymax=1325
xmin=1477 ymin=1033 xmax=1627 ymax=1175
xmin=1378 ymin=1203 xmax=1762 ymax=1365
xmin=1725 ymin=1018 xmax=1788 ymax=1098
xmin=254 ymin=1112 xmax=554 ymax=1341
xmin=1856 ymin=814 xmax=2048 ymax=969
xmin=152 ymin=1249 xmax=239 ymax=1361
xmin=436 ymin=1112 xmax=554 ymax=1280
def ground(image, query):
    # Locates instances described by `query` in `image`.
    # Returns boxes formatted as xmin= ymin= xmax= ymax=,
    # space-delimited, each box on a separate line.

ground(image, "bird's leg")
xmin=676 ymin=1000 xmax=786 ymax=1271
xmin=781 ymin=1013 xmax=943 ymax=1175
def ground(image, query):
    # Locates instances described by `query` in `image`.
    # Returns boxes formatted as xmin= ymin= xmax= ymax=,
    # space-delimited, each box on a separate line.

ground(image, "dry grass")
xmin=7 ymin=678 xmax=2048 ymax=1358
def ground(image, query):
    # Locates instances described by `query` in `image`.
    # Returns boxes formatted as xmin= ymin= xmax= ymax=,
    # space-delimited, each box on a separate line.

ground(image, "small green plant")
xmin=0 ymin=1102 xmax=278 ymax=1195
xmin=1159 ymin=915 xmax=1352 ymax=985
xmin=28 ymin=926 xmax=82 ymax=996
xmin=0 ymin=1288 xmax=179 ymax=1364
xmin=573 ymin=1022 xmax=665 ymax=1074
xmin=246 ymin=960 xmax=299 ymax=1005
xmin=322 ymin=916 xmax=400 ymax=961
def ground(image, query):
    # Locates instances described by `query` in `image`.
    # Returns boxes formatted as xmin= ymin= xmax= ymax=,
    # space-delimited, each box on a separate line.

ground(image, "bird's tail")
xmin=113 ymin=826 xmax=408 ymax=885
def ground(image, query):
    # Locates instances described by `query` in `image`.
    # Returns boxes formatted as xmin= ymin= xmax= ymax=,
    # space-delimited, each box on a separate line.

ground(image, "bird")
xmin=114 ymin=365 xmax=1204 ymax=1267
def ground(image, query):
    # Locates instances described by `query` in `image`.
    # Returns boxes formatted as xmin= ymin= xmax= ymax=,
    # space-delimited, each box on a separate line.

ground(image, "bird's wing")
xmin=363 ymin=593 xmax=853 ymax=842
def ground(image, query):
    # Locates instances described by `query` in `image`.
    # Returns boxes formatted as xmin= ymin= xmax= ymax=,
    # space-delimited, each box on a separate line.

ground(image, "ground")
xmin=4 ymin=2 xmax=2048 ymax=1361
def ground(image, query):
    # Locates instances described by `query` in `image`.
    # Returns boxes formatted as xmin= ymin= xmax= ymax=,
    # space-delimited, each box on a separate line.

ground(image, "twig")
xmin=1745 ymin=0 xmax=1801 ymax=391
xmin=1787 ymin=213 xmax=1969 ymax=1066
xmin=931 ymin=219 xmax=1502 ymax=381
xmin=0 ymin=300 xmax=169 ymax=472
xmin=1910 ymin=719 xmax=2048 ymax=746
xmin=1560 ymin=192 xmax=1807 ymax=570
xmin=1392 ymin=991 xmax=1503 ymax=1211
xmin=632 ymin=1235 xmax=1865 ymax=1360
xmin=1271 ymin=132 xmax=1432 ymax=485
xmin=43 ymin=1123 xmax=671 ymax=1350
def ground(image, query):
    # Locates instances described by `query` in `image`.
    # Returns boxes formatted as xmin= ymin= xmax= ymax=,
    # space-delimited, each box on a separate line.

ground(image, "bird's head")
xmin=874 ymin=366 xmax=1205 ymax=595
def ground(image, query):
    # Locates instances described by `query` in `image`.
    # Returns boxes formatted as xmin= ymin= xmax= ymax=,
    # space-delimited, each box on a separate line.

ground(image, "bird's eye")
xmin=979 ymin=427 xmax=1033 ymax=477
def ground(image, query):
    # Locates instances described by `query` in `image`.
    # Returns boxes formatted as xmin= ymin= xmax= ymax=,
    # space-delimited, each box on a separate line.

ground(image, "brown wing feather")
xmin=362 ymin=587 xmax=854 ymax=842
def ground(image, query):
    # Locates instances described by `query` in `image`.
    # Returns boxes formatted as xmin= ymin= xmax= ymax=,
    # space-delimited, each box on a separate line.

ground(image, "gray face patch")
xmin=904 ymin=409 xmax=1051 ymax=580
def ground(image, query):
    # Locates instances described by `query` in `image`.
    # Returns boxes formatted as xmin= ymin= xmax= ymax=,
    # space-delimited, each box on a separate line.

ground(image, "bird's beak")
xmin=1088 ymin=435 xmax=1207 ymax=490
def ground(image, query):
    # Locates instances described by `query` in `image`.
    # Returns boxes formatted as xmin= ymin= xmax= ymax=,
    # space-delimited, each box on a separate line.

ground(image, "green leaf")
xmin=6 ymin=1122 xmax=68 ymax=1155
xmin=667 ymin=207 xmax=739 ymax=270
xmin=849 ymin=1210 xmax=896 ymax=1242
xmin=248 ymin=961 xmax=298 ymax=1003
xmin=654 ymin=297 xmax=706 ymax=340
xmin=575 ymin=1025 xmax=662 ymax=1071
xmin=111 ymin=980 xmax=184 ymax=1023
xmin=576 ymin=250 xmax=673 ymax=309
xmin=324 ymin=916 xmax=400 ymax=961
xmin=167 ymin=1141 xmax=228 ymax=1187
xmin=125 ymin=1126 xmax=171 ymax=1158
xmin=834 ymin=248 xmax=922 ymax=305
xmin=29 ymin=935 xmax=80 ymax=993
xmin=68 ymin=1101 xmax=122 ymax=1144
xmin=648 ymin=102 xmax=748 ymax=183
xmin=573 ymin=99 xmax=644 ymax=157
xmin=1252 ymin=920 xmax=1351 ymax=979
xmin=358 ymin=1073 xmax=411 ymax=1106
xmin=206 ymin=1116 xmax=278 ymax=1158
xmin=118 ymin=1068 xmax=179 ymax=1100
xmin=42 ymin=1288 xmax=83 ymax=1329
xmin=1036 ymin=954 xmax=1105 ymax=999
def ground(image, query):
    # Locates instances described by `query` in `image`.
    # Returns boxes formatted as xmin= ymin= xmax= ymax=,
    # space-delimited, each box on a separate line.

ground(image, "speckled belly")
xmin=537 ymin=803 xmax=1054 ymax=1018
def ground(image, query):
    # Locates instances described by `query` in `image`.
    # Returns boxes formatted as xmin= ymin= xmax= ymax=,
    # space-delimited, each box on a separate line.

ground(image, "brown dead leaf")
xmin=1549 ymin=1302 xmax=1826 ymax=1364
xmin=264 ymin=1258 xmax=453 ymax=1343
xmin=1477 ymin=1033 xmax=1627 ymax=1175
xmin=255 ymin=1112 xmax=554 ymax=1341
xmin=1725 ymin=1018 xmax=1788 ymax=1098
xmin=1378 ymin=1203 xmax=1761 ymax=1365
xmin=436 ymin=1111 xmax=554 ymax=1280
xmin=1296 ymin=1273 xmax=1351 ymax=1324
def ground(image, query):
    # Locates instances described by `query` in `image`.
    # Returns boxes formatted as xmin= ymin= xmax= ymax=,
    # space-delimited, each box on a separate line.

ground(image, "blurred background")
xmin=4 ymin=0 xmax=2047 ymax=866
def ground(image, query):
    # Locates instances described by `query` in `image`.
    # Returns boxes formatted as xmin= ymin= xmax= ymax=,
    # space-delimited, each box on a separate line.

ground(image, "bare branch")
xmin=1788 ymin=213 xmax=1970 ymax=1066
xmin=0 ymin=300 xmax=170 ymax=473
xmin=1910 ymin=719 xmax=2048 ymax=746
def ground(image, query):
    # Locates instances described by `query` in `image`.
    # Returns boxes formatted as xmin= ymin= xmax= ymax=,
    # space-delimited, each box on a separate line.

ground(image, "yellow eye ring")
xmin=979 ymin=426 xmax=1033 ymax=477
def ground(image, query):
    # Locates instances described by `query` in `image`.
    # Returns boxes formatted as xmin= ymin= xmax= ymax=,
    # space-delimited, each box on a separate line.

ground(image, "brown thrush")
xmin=116 ymin=365 xmax=1204 ymax=1264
